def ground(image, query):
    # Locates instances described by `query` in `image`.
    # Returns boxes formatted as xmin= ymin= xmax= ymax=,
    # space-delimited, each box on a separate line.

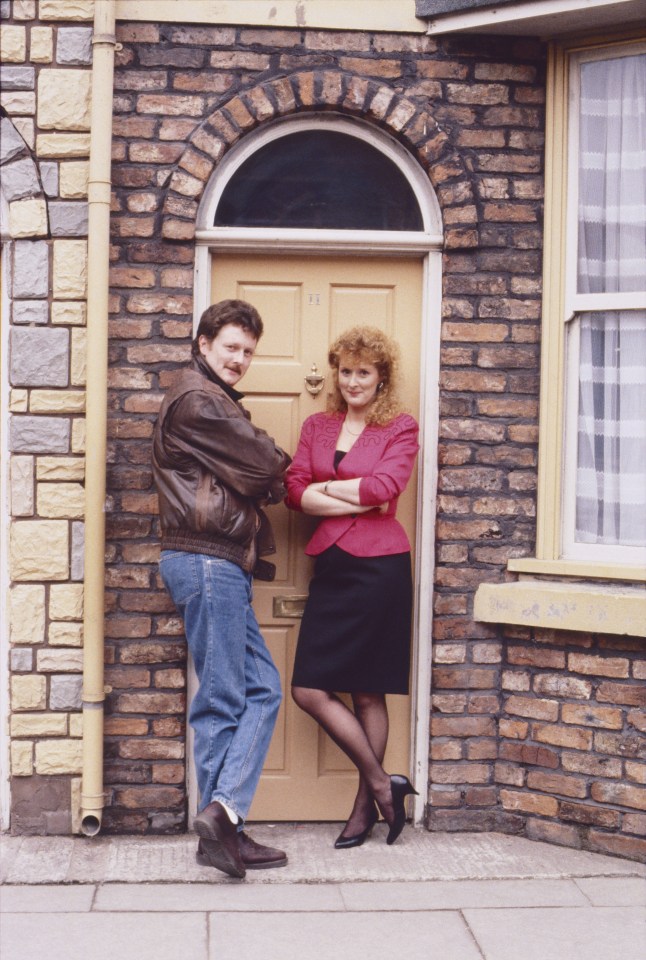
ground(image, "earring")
xmin=377 ymin=381 xmax=384 ymax=392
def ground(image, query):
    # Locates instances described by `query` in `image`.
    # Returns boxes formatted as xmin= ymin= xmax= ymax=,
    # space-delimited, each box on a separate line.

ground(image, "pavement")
xmin=1 ymin=823 xmax=645 ymax=960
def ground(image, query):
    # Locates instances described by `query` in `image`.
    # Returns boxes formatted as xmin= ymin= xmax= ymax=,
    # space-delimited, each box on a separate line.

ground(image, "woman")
xmin=285 ymin=326 xmax=419 ymax=848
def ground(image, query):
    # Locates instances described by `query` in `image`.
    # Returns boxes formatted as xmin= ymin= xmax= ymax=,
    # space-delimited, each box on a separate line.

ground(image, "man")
xmin=152 ymin=299 xmax=291 ymax=878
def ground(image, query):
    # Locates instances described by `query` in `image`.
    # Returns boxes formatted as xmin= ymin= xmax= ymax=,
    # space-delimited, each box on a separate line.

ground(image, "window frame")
xmin=509 ymin=35 xmax=646 ymax=581
xmin=213 ymin=128 xmax=425 ymax=232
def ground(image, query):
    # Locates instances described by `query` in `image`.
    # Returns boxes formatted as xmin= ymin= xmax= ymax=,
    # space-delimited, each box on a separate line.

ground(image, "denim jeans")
xmin=159 ymin=551 xmax=282 ymax=823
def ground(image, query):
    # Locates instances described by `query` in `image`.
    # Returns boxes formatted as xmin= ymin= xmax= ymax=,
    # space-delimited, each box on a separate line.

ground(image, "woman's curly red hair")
xmin=326 ymin=326 xmax=405 ymax=426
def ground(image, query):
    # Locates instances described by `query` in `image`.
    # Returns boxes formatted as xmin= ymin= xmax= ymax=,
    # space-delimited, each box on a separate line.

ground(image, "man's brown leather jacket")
xmin=152 ymin=355 xmax=291 ymax=579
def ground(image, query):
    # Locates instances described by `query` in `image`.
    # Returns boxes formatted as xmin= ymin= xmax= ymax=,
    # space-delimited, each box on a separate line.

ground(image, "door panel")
xmin=207 ymin=254 xmax=423 ymax=820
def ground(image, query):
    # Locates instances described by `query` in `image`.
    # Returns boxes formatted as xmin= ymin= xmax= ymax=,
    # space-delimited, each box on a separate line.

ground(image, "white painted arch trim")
xmin=196 ymin=114 xmax=444 ymax=236
xmin=192 ymin=114 xmax=442 ymax=825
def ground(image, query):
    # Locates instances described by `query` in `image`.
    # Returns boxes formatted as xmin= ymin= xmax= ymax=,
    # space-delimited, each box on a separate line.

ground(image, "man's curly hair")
xmin=326 ymin=326 xmax=405 ymax=426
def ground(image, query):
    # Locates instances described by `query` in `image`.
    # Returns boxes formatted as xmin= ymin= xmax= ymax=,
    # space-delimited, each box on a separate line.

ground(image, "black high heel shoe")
xmin=334 ymin=803 xmax=379 ymax=850
xmin=386 ymin=775 xmax=418 ymax=846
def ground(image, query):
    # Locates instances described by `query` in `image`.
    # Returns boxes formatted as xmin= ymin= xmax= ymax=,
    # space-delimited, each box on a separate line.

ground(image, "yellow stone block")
xmin=10 ymin=584 xmax=46 ymax=644
xmin=14 ymin=1 xmax=36 ymax=18
xmin=10 ymin=519 xmax=69 ymax=581
xmin=30 ymin=26 xmax=54 ymax=62
xmin=9 ymin=389 xmax=29 ymax=412
xmin=36 ymin=133 xmax=90 ymax=158
xmin=71 ymin=418 xmax=86 ymax=453
xmin=9 ymin=197 xmax=48 ymax=239
xmin=11 ymin=674 xmax=47 ymax=711
xmin=37 ymin=482 xmax=85 ymax=519
xmin=71 ymin=329 xmax=87 ymax=386
xmin=1 ymin=91 xmax=36 ymax=114
xmin=69 ymin=715 xmax=83 ymax=737
xmin=51 ymin=301 xmax=86 ymax=326
xmin=11 ymin=741 xmax=33 ymax=776
xmin=35 ymin=739 xmax=83 ymax=775
xmin=12 ymin=713 xmax=68 ymax=737
xmin=49 ymin=621 xmax=83 ymax=646
xmin=37 ymin=69 xmax=91 ymax=131
xmin=60 ymin=160 xmax=89 ymax=199
xmin=37 ymin=647 xmax=83 ymax=672
xmin=53 ymin=239 xmax=87 ymax=299
xmin=0 ymin=25 xmax=27 ymax=61
xmin=11 ymin=455 xmax=34 ymax=517
xmin=37 ymin=456 xmax=85 ymax=482
xmin=50 ymin=582 xmax=84 ymax=620
xmin=30 ymin=390 xmax=86 ymax=414
xmin=39 ymin=0 xmax=95 ymax=20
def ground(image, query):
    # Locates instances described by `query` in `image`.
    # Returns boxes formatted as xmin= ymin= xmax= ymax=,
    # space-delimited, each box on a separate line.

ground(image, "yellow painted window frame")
xmin=509 ymin=34 xmax=646 ymax=586
xmin=476 ymin=33 xmax=646 ymax=635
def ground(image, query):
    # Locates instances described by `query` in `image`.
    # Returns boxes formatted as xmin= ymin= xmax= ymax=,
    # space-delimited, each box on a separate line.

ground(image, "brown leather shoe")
xmin=197 ymin=831 xmax=287 ymax=870
xmin=193 ymin=801 xmax=245 ymax=879
xmin=239 ymin=831 xmax=288 ymax=869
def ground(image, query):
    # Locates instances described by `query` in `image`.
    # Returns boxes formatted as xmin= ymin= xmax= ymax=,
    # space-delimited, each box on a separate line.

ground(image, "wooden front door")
xmin=206 ymin=252 xmax=423 ymax=820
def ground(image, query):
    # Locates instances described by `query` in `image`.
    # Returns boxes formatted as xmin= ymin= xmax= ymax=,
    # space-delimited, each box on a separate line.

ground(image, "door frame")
xmin=192 ymin=115 xmax=443 ymax=825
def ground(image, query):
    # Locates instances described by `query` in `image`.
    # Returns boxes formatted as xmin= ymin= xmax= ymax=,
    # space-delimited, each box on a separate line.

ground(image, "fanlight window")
xmin=214 ymin=130 xmax=424 ymax=231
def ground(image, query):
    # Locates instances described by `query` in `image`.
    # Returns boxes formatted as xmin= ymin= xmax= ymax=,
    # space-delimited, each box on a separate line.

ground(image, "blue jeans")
xmin=159 ymin=551 xmax=282 ymax=823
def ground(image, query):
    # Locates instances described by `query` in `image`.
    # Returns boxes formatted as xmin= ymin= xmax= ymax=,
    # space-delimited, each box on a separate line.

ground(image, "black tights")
xmin=291 ymin=686 xmax=394 ymax=833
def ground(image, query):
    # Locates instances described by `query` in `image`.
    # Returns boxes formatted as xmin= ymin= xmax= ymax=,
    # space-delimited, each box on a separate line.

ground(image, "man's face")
xmin=199 ymin=323 xmax=258 ymax=387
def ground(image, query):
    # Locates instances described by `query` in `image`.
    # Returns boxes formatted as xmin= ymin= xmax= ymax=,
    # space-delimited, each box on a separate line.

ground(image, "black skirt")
xmin=291 ymin=544 xmax=412 ymax=695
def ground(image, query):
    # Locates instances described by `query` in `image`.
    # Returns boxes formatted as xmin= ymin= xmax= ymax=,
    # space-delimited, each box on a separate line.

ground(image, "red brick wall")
xmin=429 ymin=626 xmax=646 ymax=860
xmin=94 ymin=21 xmax=646 ymax=861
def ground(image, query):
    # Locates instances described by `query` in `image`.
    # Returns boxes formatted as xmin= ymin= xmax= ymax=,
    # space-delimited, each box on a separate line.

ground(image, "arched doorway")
xmin=190 ymin=115 xmax=442 ymax=822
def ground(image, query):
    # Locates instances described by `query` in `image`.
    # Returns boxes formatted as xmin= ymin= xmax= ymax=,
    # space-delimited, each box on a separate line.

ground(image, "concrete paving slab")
xmin=3 ymin=836 xmax=75 ymax=884
xmin=0 ymin=835 xmax=21 ymax=883
xmin=2 ymin=828 xmax=644 ymax=885
xmin=0 ymin=884 xmax=95 ymax=912
xmin=0 ymin=911 xmax=207 ymax=960
xmin=574 ymin=876 xmax=646 ymax=906
xmin=340 ymin=877 xmax=589 ymax=911
xmin=463 ymin=906 xmax=646 ymax=960
xmin=208 ymin=910 xmax=484 ymax=960
xmin=103 ymin=834 xmax=200 ymax=883
xmin=94 ymin=881 xmax=345 ymax=912
xmin=66 ymin=836 xmax=112 ymax=882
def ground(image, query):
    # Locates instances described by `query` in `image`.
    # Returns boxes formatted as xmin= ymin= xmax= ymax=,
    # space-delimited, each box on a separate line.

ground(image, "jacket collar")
xmin=191 ymin=353 xmax=245 ymax=403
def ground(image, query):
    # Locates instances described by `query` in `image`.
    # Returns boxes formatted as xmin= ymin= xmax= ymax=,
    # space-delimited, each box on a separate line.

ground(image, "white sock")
xmin=219 ymin=801 xmax=239 ymax=825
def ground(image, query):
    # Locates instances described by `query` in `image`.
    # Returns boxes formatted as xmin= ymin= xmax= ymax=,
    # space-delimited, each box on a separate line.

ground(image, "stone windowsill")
xmin=474 ymin=579 xmax=646 ymax=638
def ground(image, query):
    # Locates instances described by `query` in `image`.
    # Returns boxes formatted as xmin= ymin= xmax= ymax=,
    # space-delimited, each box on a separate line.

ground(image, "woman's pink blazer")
xmin=285 ymin=411 xmax=419 ymax=557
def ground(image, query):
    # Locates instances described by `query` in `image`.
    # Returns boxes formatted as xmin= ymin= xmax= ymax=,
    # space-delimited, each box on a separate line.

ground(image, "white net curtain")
xmin=575 ymin=52 xmax=646 ymax=547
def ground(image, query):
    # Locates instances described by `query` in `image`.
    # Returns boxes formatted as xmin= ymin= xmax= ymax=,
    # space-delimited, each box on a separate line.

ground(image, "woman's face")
xmin=337 ymin=354 xmax=380 ymax=413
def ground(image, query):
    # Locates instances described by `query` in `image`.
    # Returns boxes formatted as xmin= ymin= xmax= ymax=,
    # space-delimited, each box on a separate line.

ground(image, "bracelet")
xmin=324 ymin=480 xmax=332 ymax=495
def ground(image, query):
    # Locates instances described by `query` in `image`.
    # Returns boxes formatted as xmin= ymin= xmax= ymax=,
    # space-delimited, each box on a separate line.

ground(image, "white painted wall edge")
xmin=0 ymin=233 xmax=12 ymax=831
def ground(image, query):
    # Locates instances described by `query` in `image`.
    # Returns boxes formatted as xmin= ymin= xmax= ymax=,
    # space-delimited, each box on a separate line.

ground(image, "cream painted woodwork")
xmin=205 ymin=253 xmax=423 ymax=820
xmin=115 ymin=1 xmax=426 ymax=34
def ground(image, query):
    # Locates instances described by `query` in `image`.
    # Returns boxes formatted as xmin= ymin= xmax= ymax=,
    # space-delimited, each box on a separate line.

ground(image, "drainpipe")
xmin=80 ymin=0 xmax=116 ymax=837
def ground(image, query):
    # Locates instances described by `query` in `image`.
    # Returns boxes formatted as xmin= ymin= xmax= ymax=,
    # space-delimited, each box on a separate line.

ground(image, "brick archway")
xmin=160 ymin=70 xmax=476 ymax=248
